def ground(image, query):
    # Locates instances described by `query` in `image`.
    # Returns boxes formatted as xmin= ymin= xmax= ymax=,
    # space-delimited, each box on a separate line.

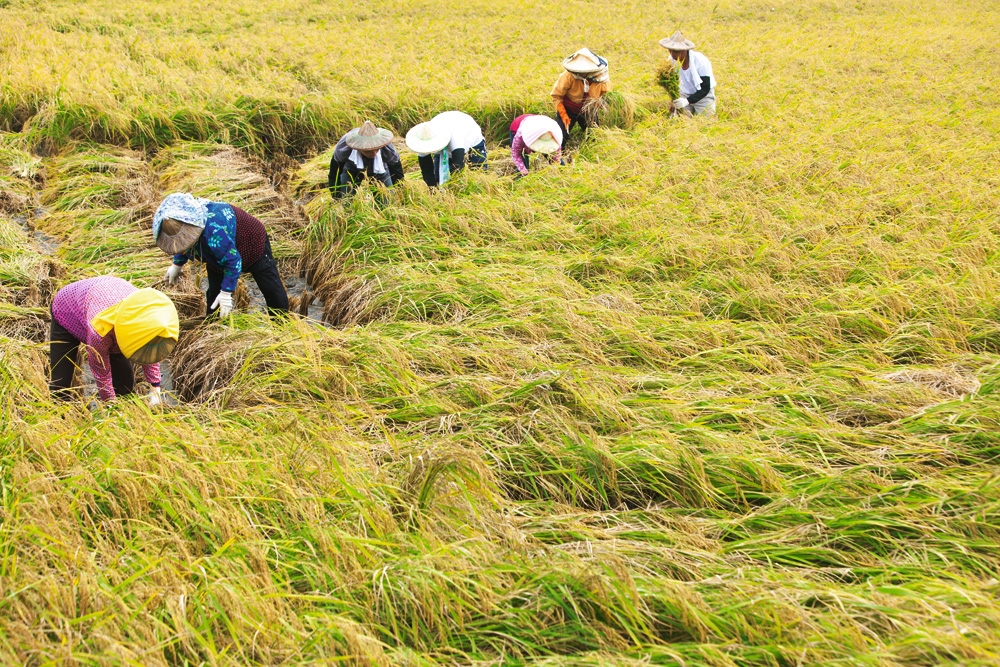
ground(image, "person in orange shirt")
xmin=550 ymin=48 xmax=610 ymax=148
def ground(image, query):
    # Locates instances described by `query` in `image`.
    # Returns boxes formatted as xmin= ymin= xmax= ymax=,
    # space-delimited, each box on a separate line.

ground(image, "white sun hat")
xmin=659 ymin=30 xmax=696 ymax=50
xmin=405 ymin=121 xmax=452 ymax=155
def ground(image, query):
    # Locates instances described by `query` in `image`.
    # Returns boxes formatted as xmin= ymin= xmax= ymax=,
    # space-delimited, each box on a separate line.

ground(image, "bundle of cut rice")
xmin=580 ymin=91 xmax=636 ymax=130
xmin=656 ymin=59 xmax=680 ymax=99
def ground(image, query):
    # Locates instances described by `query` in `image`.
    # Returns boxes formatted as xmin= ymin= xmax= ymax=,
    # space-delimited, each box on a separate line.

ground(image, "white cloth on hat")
xmin=430 ymin=111 xmax=485 ymax=153
xmin=675 ymin=51 xmax=715 ymax=96
xmin=350 ymin=149 xmax=387 ymax=175
xmin=519 ymin=115 xmax=563 ymax=149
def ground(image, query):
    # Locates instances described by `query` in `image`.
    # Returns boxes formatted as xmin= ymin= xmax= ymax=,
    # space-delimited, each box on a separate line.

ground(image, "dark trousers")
xmin=557 ymin=110 xmax=589 ymax=148
xmin=206 ymin=239 xmax=289 ymax=317
xmin=417 ymin=141 xmax=488 ymax=188
xmin=49 ymin=312 xmax=134 ymax=400
xmin=509 ymin=131 xmax=530 ymax=170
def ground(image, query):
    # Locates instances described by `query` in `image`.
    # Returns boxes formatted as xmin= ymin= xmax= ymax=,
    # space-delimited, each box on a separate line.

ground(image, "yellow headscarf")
xmin=90 ymin=288 xmax=180 ymax=360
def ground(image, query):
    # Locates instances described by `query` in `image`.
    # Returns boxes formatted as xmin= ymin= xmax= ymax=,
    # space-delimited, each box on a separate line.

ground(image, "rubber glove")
xmin=147 ymin=386 xmax=162 ymax=407
xmin=165 ymin=263 xmax=183 ymax=284
xmin=556 ymin=102 xmax=572 ymax=129
xmin=211 ymin=291 xmax=234 ymax=317
xmin=672 ymin=98 xmax=690 ymax=110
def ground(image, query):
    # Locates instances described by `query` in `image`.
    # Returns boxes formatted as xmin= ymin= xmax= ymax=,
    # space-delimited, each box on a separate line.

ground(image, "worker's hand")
xmin=165 ymin=263 xmax=183 ymax=285
xmin=672 ymin=98 xmax=690 ymax=110
xmin=147 ymin=386 xmax=162 ymax=407
xmin=211 ymin=291 xmax=234 ymax=317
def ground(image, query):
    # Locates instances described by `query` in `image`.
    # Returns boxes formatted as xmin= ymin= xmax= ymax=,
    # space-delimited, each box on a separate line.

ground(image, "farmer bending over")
xmin=49 ymin=276 xmax=179 ymax=405
xmin=510 ymin=114 xmax=563 ymax=177
xmin=659 ymin=31 xmax=716 ymax=116
xmin=328 ymin=121 xmax=404 ymax=198
xmin=406 ymin=111 xmax=487 ymax=188
xmin=550 ymin=48 xmax=611 ymax=148
xmin=155 ymin=193 xmax=289 ymax=318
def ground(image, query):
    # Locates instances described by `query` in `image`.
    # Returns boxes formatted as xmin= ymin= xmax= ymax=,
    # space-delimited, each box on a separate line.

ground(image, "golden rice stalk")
xmin=656 ymin=58 xmax=680 ymax=99
xmin=580 ymin=91 xmax=636 ymax=130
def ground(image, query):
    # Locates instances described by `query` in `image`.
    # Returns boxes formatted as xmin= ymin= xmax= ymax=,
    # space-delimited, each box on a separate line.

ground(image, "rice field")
xmin=2 ymin=0 xmax=1000 ymax=664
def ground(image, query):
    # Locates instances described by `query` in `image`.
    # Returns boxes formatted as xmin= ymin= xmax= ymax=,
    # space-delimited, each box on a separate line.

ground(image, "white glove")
xmin=165 ymin=263 xmax=183 ymax=284
xmin=211 ymin=291 xmax=234 ymax=317
xmin=672 ymin=98 xmax=690 ymax=110
xmin=147 ymin=387 xmax=162 ymax=407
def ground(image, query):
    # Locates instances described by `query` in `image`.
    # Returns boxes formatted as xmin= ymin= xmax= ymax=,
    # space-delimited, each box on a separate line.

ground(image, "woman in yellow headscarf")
xmin=49 ymin=276 xmax=179 ymax=403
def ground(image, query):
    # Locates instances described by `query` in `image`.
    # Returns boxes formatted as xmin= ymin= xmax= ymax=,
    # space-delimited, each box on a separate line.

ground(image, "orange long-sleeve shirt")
xmin=550 ymin=71 xmax=611 ymax=112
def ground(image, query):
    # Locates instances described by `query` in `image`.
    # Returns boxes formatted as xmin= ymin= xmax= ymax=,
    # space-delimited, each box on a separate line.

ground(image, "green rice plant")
xmin=3 ymin=0 xmax=1000 ymax=664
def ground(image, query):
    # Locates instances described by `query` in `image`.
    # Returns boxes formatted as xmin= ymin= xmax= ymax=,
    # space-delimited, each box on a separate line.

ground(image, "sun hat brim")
xmin=529 ymin=136 xmax=560 ymax=154
xmin=345 ymin=127 xmax=394 ymax=151
xmin=659 ymin=37 xmax=696 ymax=50
xmin=156 ymin=220 xmax=203 ymax=255
xmin=405 ymin=122 xmax=452 ymax=154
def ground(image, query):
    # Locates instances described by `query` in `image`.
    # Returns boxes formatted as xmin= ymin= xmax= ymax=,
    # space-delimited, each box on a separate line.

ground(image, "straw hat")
xmin=155 ymin=217 xmax=203 ymax=255
xmin=659 ymin=30 xmax=696 ymax=50
xmin=345 ymin=121 xmax=394 ymax=151
xmin=405 ymin=121 xmax=451 ymax=154
xmin=529 ymin=133 xmax=560 ymax=155
xmin=563 ymin=48 xmax=607 ymax=75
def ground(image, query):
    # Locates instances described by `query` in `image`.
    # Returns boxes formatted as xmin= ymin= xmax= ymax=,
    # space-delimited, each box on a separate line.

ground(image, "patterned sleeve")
xmin=173 ymin=252 xmax=189 ymax=266
xmin=85 ymin=338 xmax=117 ymax=401
xmin=205 ymin=209 xmax=242 ymax=293
xmin=511 ymin=133 xmax=529 ymax=175
xmin=143 ymin=363 xmax=162 ymax=387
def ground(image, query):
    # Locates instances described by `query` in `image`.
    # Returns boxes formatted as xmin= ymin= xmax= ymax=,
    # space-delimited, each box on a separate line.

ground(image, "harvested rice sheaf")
xmin=580 ymin=91 xmax=636 ymax=130
xmin=656 ymin=58 xmax=680 ymax=99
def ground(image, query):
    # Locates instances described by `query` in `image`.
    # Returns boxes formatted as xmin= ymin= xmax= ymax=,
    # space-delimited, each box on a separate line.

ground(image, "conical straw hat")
xmin=345 ymin=121 xmax=394 ymax=150
xmin=405 ymin=121 xmax=451 ymax=154
xmin=659 ymin=30 xmax=696 ymax=50
xmin=563 ymin=48 xmax=607 ymax=75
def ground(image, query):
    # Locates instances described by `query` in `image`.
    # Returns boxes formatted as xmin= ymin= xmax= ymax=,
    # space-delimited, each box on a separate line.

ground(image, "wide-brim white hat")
xmin=529 ymin=134 xmax=560 ymax=154
xmin=563 ymin=48 xmax=607 ymax=75
xmin=405 ymin=122 xmax=451 ymax=154
xmin=345 ymin=121 xmax=394 ymax=150
xmin=659 ymin=30 xmax=696 ymax=50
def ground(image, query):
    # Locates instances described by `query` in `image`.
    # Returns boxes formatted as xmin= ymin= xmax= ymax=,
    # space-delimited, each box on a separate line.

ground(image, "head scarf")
xmin=518 ymin=115 xmax=564 ymax=149
xmin=90 ymin=288 xmax=180 ymax=360
xmin=153 ymin=193 xmax=211 ymax=241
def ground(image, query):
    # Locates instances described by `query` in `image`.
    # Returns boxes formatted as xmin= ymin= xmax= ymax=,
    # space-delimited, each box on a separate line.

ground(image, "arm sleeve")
xmin=329 ymin=154 xmax=344 ymax=196
xmin=143 ymin=363 xmax=162 ymax=387
xmin=687 ymin=76 xmax=712 ymax=104
xmin=550 ymin=72 xmax=571 ymax=107
xmin=511 ymin=134 xmax=529 ymax=175
xmin=385 ymin=146 xmax=405 ymax=184
xmin=172 ymin=253 xmax=188 ymax=266
xmin=552 ymin=147 xmax=562 ymax=165
xmin=87 ymin=343 xmax=116 ymax=401
xmin=204 ymin=220 xmax=242 ymax=293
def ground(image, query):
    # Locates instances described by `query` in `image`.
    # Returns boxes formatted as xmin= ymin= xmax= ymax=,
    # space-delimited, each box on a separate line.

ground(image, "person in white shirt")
xmin=405 ymin=111 xmax=488 ymax=188
xmin=659 ymin=31 xmax=716 ymax=116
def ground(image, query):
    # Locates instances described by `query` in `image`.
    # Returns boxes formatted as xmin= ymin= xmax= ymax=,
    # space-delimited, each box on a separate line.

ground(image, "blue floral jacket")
xmin=172 ymin=202 xmax=243 ymax=292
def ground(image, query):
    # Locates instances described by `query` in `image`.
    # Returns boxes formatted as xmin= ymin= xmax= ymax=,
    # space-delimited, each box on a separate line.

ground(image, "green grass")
xmin=2 ymin=0 xmax=1000 ymax=664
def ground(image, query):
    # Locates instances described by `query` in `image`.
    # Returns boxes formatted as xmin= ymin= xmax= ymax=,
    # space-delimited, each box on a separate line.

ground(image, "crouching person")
xmin=510 ymin=114 xmax=563 ymax=177
xmin=154 ymin=193 xmax=289 ymax=318
xmin=49 ymin=277 xmax=179 ymax=405
xmin=406 ymin=111 xmax=487 ymax=188
xmin=659 ymin=31 xmax=716 ymax=116
xmin=328 ymin=121 xmax=404 ymax=198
